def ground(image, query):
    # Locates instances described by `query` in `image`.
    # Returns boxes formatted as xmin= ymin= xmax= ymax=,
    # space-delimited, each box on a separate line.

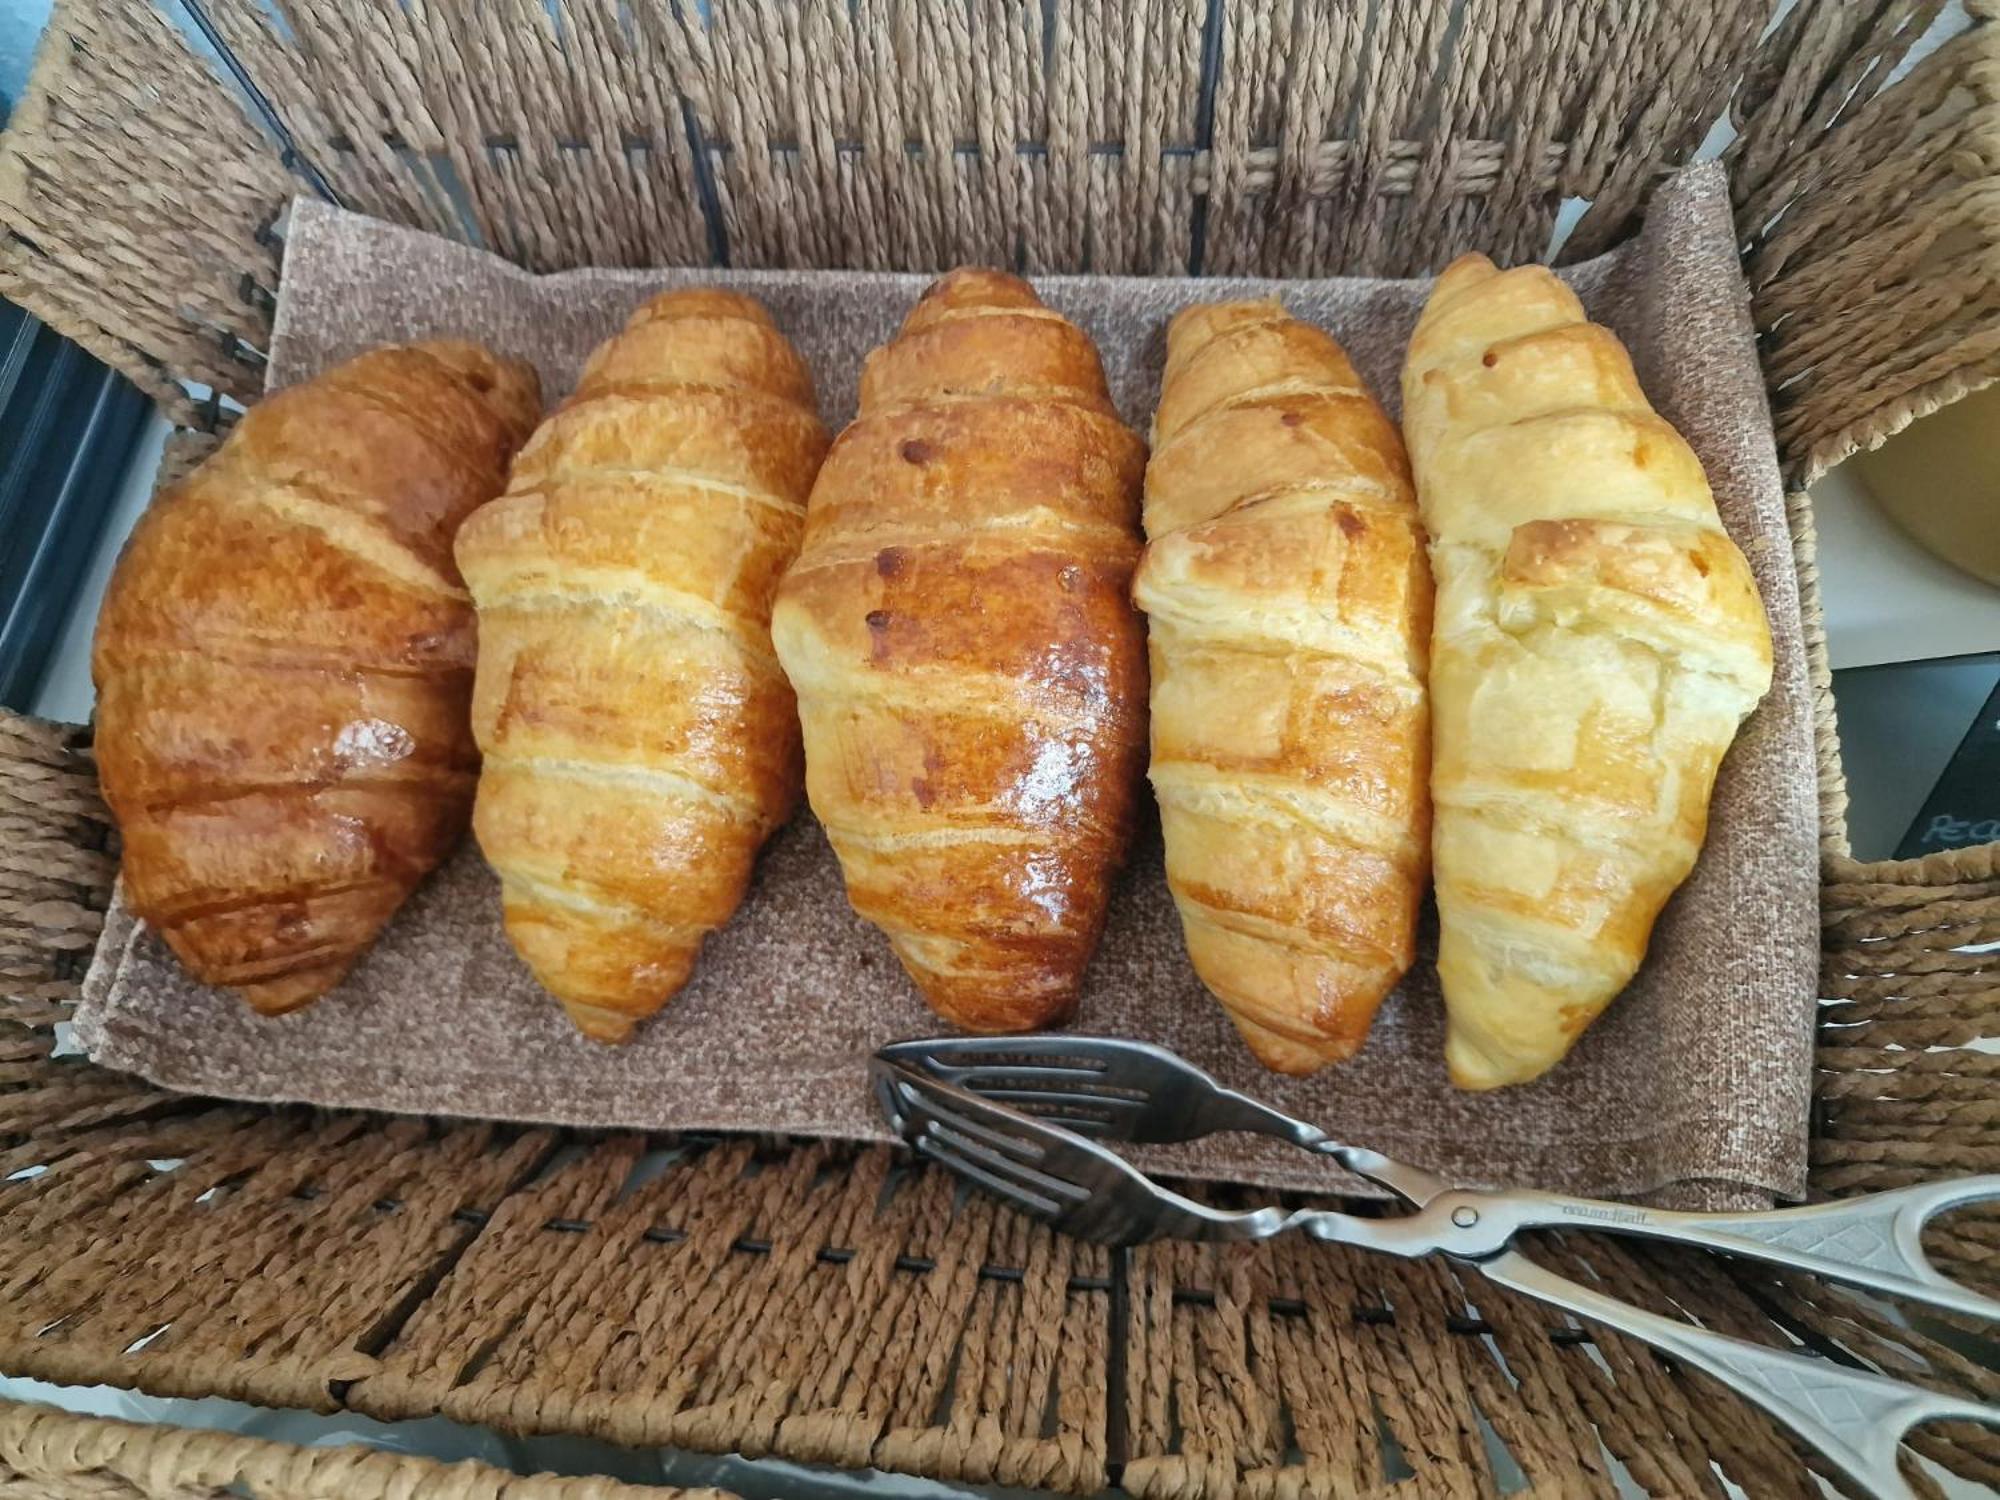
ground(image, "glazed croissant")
xmin=1136 ymin=301 xmax=1431 ymax=1074
xmin=457 ymin=289 xmax=828 ymax=1043
xmin=93 ymin=342 xmax=541 ymax=1013
xmin=771 ymin=268 xmax=1148 ymax=1032
xmin=1401 ymin=254 xmax=1773 ymax=1090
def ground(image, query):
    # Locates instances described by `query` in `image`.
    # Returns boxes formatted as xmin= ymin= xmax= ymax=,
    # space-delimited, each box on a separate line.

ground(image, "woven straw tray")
xmin=1 ymin=2 xmax=1996 ymax=1498
xmin=74 ymin=167 xmax=1821 ymax=1208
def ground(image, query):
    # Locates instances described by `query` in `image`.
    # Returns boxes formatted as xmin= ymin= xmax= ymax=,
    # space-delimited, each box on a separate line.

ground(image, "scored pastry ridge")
xmin=771 ymin=267 xmax=1149 ymax=1034
xmin=1136 ymin=299 xmax=1433 ymax=1075
xmin=457 ymin=288 xmax=829 ymax=1043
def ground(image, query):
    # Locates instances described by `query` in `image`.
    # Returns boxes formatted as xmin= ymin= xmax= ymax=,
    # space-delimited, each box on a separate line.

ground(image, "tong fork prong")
xmin=882 ymin=1035 xmax=1458 ymax=1204
xmin=916 ymin=1124 xmax=1092 ymax=1218
xmin=879 ymin=1034 xmax=1333 ymax=1151
xmin=877 ymin=1060 xmax=1126 ymax=1224
xmin=963 ymin=1089 xmax=1148 ymax=1133
xmin=909 ymin=1079 xmax=1147 ymax=1137
xmin=906 ymin=1084 xmax=1051 ymax=1164
xmin=873 ymin=1057 xmax=1294 ymax=1245
xmin=923 ymin=1061 xmax=1120 ymax=1086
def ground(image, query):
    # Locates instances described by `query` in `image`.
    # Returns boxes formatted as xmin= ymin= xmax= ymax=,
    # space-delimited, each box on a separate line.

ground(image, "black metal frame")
xmin=0 ymin=300 xmax=152 ymax=710
xmin=1895 ymin=665 xmax=2000 ymax=860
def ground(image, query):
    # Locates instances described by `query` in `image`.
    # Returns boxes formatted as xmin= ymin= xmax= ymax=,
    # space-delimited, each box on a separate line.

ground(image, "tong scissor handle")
xmin=1476 ymin=1248 xmax=2000 ymax=1500
xmin=1426 ymin=1175 xmax=2000 ymax=1324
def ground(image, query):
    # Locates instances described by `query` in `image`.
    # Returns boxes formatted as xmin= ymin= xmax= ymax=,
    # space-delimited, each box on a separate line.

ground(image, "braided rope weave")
xmin=0 ymin=2 xmax=1997 ymax=1496
xmin=2 ymin=0 xmax=1993 ymax=475
xmin=0 ymin=1396 xmax=714 ymax=1499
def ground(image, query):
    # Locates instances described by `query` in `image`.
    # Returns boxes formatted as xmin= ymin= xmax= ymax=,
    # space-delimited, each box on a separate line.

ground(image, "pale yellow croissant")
xmin=1136 ymin=301 xmax=1431 ymax=1074
xmin=457 ymin=290 xmax=829 ymax=1042
xmin=1401 ymin=255 xmax=1773 ymax=1090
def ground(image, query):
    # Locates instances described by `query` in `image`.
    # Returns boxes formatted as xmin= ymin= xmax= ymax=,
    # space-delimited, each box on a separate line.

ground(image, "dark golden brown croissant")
xmin=93 ymin=342 xmax=541 ymax=1013
xmin=771 ymin=268 xmax=1148 ymax=1032
xmin=1401 ymin=254 xmax=1774 ymax=1089
xmin=1137 ymin=300 xmax=1431 ymax=1074
xmin=457 ymin=290 xmax=829 ymax=1043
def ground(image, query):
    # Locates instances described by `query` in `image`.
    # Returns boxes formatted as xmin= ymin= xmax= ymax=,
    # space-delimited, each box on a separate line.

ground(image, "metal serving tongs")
xmin=873 ymin=1035 xmax=2000 ymax=1500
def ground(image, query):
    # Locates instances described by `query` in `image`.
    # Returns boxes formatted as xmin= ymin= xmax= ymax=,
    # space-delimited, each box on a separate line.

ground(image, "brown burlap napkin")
xmin=77 ymin=164 xmax=1818 ymax=1207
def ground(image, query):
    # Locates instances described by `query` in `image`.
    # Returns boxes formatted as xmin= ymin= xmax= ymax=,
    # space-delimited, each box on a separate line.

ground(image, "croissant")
xmin=1136 ymin=301 xmax=1431 ymax=1075
xmin=92 ymin=342 xmax=541 ymax=1013
xmin=771 ymin=268 xmax=1148 ymax=1032
xmin=456 ymin=290 xmax=828 ymax=1043
xmin=1401 ymin=254 xmax=1773 ymax=1090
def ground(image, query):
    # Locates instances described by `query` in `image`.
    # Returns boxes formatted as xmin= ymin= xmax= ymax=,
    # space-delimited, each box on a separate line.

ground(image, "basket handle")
xmin=1476 ymin=1248 xmax=2000 ymax=1500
